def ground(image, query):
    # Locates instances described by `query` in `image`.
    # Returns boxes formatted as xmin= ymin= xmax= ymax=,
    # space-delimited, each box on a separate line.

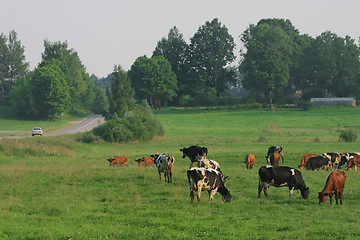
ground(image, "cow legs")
xmin=208 ymin=188 xmax=218 ymax=201
xmin=190 ymin=190 xmax=195 ymax=203
xmin=158 ymin=172 xmax=162 ymax=181
xmin=289 ymin=187 xmax=294 ymax=198
xmin=258 ymin=181 xmax=268 ymax=198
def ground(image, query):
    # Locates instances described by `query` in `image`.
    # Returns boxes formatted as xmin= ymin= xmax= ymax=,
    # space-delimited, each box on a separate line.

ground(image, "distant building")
xmin=310 ymin=97 xmax=356 ymax=107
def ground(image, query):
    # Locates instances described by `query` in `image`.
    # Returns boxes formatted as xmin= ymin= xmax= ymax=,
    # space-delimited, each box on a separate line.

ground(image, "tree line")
xmin=1 ymin=18 xmax=360 ymax=120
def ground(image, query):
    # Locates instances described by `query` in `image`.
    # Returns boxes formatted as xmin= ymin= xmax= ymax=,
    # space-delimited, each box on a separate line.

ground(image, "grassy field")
xmin=1 ymin=107 xmax=360 ymax=239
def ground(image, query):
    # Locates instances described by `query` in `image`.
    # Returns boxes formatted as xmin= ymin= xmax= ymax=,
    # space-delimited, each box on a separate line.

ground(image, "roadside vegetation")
xmin=1 ymin=107 xmax=360 ymax=239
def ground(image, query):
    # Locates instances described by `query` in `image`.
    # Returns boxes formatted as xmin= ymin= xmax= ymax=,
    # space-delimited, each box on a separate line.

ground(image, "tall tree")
xmin=42 ymin=40 xmax=95 ymax=112
xmin=0 ymin=30 xmax=29 ymax=104
xmin=188 ymin=18 xmax=236 ymax=99
xmin=300 ymin=31 xmax=360 ymax=98
xmin=240 ymin=20 xmax=294 ymax=108
xmin=108 ymin=65 xmax=134 ymax=117
xmin=152 ymin=26 xmax=188 ymax=101
xmin=129 ymin=55 xmax=177 ymax=110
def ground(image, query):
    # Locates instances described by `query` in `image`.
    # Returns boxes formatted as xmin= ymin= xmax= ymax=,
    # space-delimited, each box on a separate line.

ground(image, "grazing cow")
xmin=187 ymin=167 xmax=231 ymax=203
xmin=338 ymin=153 xmax=359 ymax=169
xmin=322 ymin=153 xmax=341 ymax=168
xmin=266 ymin=146 xmax=284 ymax=163
xmin=299 ymin=154 xmax=319 ymax=170
xmin=107 ymin=156 xmax=128 ymax=167
xmin=306 ymin=155 xmax=332 ymax=171
xmin=244 ymin=154 xmax=256 ymax=169
xmin=153 ymin=154 xmax=175 ymax=183
xmin=268 ymin=153 xmax=280 ymax=167
xmin=135 ymin=157 xmax=154 ymax=167
xmin=180 ymin=146 xmax=208 ymax=168
xmin=258 ymin=166 xmax=309 ymax=199
xmin=346 ymin=155 xmax=360 ymax=171
xmin=318 ymin=171 xmax=346 ymax=205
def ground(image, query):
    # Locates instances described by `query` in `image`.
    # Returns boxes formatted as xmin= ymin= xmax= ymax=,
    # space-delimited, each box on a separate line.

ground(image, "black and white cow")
xmin=258 ymin=166 xmax=309 ymax=199
xmin=306 ymin=155 xmax=332 ymax=171
xmin=180 ymin=146 xmax=208 ymax=168
xmin=322 ymin=152 xmax=341 ymax=168
xmin=266 ymin=146 xmax=284 ymax=163
xmin=338 ymin=153 xmax=359 ymax=169
xmin=152 ymin=153 xmax=175 ymax=183
xmin=187 ymin=168 xmax=231 ymax=203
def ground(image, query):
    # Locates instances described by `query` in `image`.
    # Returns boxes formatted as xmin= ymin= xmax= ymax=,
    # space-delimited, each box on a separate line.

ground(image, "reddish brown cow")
xmin=268 ymin=153 xmax=280 ymax=167
xmin=135 ymin=157 xmax=155 ymax=167
xmin=107 ymin=156 xmax=128 ymax=167
xmin=299 ymin=154 xmax=319 ymax=170
xmin=244 ymin=154 xmax=256 ymax=169
xmin=318 ymin=171 xmax=346 ymax=205
xmin=346 ymin=155 xmax=360 ymax=171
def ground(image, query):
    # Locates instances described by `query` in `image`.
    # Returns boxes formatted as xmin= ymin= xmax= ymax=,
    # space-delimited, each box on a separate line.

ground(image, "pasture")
xmin=1 ymin=107 xmax=360 ymax=239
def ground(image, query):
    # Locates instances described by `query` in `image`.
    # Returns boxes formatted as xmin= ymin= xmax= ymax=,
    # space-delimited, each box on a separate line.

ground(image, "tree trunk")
xmin=269 ymin=90 xmax=273 ymax=109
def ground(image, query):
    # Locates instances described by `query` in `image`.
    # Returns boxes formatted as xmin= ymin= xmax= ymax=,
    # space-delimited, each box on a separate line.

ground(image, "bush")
xmin=339 ymin=128 xmax=358 ymax=142
xmin=91 ymin=104 xmax=164 ymax=143
xmin=78 ymin=132 xmax=104 ymax=143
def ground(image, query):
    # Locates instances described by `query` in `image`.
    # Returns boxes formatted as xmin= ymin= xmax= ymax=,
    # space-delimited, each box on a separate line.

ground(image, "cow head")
xmin=222 ymin=190 xmax=231 ymax=203
xmin=107 ymin=157 xmax=115 ymax=166
xmin=301 ymin=187 xmax=310 ymax=199
xmin=180 ymin=148 xmax=187 ymax=158
xmin=318 ymin=191 xmax=329 ymax=203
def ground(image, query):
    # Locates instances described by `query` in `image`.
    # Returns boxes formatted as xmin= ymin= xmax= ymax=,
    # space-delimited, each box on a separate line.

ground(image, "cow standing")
xmin=258 ymin=166 xmax=309 ymax=199
xmin=107 ymin=156 xmax=128 ymax=167
xmin=180 ymin=146 xmax=208 ymax=168
xmin=266 ymin=146 xmax=284 ymax=163
xmin=268 ymin=153 xmax=280 ymax=167
xmin=318 ymin=171 xmax=346 ymax=205
xmin=306 ymin=155 xmax=332 ymax=171
xmin=244 ymin=154 xmax=256 ymax=169
xmin=187 ymin=167 xmax=231 ymax=203
xmin=346 ymin=155 xmax=360 ymax=171
xmin=135 ymin=157 xmax=154 ymax=167
xmin=322 ymin=153 xmax=341 ymax=168
xmin=299 ymin=154 xmax=319 ymax=170
xmin=338 ymin=153 xmax=359 ymax=169
xmin=153 ymin=154 xmax=175 ymax=183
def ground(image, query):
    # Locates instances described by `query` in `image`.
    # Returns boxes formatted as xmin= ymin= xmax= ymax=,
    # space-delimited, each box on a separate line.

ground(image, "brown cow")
xmin=135 ymin=157 xmax=155 ymax=167
xmin=268 ymin=153 xmax=280 ymax=167
xmin=299 ymin=154 xmax=319 ymax=170
xmin=346 ymin=155 xmax=360 ymax=171
xmin=318 ymin=171 xmax=346 ymax=205
xmin=244 ymin=154 xmax=256 ymax=169
xmin=107 ymin=156 xmax=128 ymax=167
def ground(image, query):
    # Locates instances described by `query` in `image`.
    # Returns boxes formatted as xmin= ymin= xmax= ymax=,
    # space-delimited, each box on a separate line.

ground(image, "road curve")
xmin=1 ymin=114 xmax=105 ymax=139
xmin=46 ymin=114 xmax=105 ymax=136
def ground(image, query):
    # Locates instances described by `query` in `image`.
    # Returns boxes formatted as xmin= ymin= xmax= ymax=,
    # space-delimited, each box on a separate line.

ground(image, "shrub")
xmin=78 ymin=132 xmax=104 ymax=143
xmin=91 ymin=104 xmax=164 ymax=143
xmin=339 ymin=128 xmax=358 ymax=142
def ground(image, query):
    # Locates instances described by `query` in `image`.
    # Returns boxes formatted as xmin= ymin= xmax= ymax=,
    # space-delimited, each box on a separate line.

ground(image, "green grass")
xmin=1 ymin=107 xmax=360 ymax=239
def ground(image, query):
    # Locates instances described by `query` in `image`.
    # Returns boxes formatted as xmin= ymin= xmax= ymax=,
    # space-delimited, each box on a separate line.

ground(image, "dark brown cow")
xmin=299 ymin=154 xmax=319 ymax=170
xmin=318 ymin=171 xmax=346 ymax=205
xmin=346 ymin=155 xmax=360 ymax=171
xmin=107 ymin=156 xmax=128 ymax=167
xmin=244 ymin=154 xmax=256 ymax=169
xmin=135 ymin=157 xmax=154 ymax=167
xmin=268 ymin=153 xmax=280 ymax=167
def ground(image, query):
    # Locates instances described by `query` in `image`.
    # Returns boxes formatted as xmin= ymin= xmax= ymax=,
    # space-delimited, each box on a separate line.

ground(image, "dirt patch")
xmin=151 ymin=135 xmax=166 ymax=141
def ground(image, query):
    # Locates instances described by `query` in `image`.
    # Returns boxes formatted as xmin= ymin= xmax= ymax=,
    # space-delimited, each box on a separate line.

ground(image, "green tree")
xmin=42 ymin=40 xmax=95 ymax=112
xmin=108 ymin=65 xmax=135 ymax=117
xmin=240 ymin=21 xmax=294 ymax=108
xmin=129 ymin=55 xmax=177 ymax=110
xmin=188 ymin=18 xmax=236 ymax=99
xmin=152 ymin=26 xmax=188 ymax=102
xmin=300 ymin=32 xmax=360 ymax=98
xmin=0 ymin=30 xmax=29 ymax=104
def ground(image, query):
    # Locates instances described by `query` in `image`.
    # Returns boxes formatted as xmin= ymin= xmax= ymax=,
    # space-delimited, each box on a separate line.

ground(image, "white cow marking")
xmin=290 ymin=169 xmax=295 ymax=175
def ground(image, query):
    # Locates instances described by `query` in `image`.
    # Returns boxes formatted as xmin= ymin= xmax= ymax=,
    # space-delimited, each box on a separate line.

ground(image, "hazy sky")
xmin=1 ymin=0 xmax=360 ymax=77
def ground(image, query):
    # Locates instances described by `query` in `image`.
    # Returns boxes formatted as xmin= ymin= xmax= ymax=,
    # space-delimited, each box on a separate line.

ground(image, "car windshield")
xmin=33 ymin=128 xmax=41 ymax=130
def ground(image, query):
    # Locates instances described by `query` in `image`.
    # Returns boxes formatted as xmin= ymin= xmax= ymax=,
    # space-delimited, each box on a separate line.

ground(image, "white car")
xmin=32 ymin=127 xmax=43 ymax=136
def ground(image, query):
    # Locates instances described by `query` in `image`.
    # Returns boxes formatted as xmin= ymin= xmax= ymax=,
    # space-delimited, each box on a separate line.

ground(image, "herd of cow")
xmin=106 ymin=145 xmax=356 ymax=205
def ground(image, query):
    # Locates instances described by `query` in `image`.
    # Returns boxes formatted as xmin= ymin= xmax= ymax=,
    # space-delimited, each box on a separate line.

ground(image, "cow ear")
xmin=224 ymin=176 xmax=228 ymax=180
xmin=180 ymin=149 xmax=183 ymax=152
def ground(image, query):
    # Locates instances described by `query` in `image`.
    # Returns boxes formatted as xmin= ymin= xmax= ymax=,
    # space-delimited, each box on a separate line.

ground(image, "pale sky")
xmin=1 ymin=0 xmax=359 ymax=78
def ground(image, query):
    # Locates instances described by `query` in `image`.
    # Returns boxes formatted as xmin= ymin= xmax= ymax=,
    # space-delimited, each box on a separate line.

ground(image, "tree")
xmin=188 ymin=18 xmax=236 ymax=99
xmin=108 ymin=65 xmax=134 ymax=117
xmin=240 ymin=21 xmax=294 ymax=108
xmin=152 ymin=26 xmax=189 ymax=102
xmin=42 ymin=40 xmax=95 ymax=112
xmin=129 ymin=55 xmax=177 ymax=110
xmin=0 ymin=30 xmax=29 ymax=104
xmin=300 ymin=31 xmax=360 ymax=98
